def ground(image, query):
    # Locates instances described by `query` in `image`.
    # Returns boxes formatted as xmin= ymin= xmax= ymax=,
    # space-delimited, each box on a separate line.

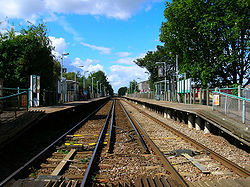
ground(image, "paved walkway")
xmin=0 ymin=97 xmax=108 ymax=149
xmin=29 ymin=97 xmax=109 ymax=114
xmin=125 ymin=97 xmax=250 ymax=146
xmin=29 ymin=97 xmax=104 ymax=113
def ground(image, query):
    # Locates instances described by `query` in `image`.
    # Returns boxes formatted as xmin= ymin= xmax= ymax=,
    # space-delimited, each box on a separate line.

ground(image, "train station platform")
xmin=124 ymin=96 xmax=250 ymax=147
xmin=0 ymin=97 xmax=110 ymax=150
xmin=29 ymin=97 xmax=107 ymax=114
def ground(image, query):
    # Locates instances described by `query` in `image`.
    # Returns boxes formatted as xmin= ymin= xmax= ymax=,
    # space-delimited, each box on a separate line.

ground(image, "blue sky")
xmin=0 ymin=0 xmax=167 ymax=92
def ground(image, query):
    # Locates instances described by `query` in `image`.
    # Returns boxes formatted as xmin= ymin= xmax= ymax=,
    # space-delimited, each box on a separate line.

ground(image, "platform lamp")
xmin=83 ymin=70 xmax=89 ymax=90
xmin=92 ymin=77 xmax=96 ymax=95
xmin=156 ymin=62 xmax=166 ymax=101
xmin=145 ymin=71 xmax=150 ymax=92
xmin=100 ymin=83 xmax=102 ymax=95
xmin=60 ymin=52 xmax=69 ymax=103
xmin=97 ymin=80 xmax=99 ymax=96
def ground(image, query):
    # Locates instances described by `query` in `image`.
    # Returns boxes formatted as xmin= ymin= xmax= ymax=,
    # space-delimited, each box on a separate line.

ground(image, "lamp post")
xmin=91 ymin=77 xmax=95 ymax=95
xmin=60 ymin=52 xmax=69 ymax=103
xmin=97 ymin=80 xmax=99 ymax=96
xmin=83 ymin=70 xmax=89 ymax=90
xmin=100 ymin=83 xmax=102 ymax=95
xmin=145 ymin=71 xmax=150 ymax=92
xmin=136 ymin=78 xmax=141 ymax=93
xmin=78 ymin=66 xmax=88 ymax=91
xmin=156 ymin=62 xmax=166 ymax=101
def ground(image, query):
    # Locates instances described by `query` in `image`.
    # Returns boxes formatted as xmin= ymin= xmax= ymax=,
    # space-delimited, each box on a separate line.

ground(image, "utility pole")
xmin=60 ymin=52 xmax=69 ymax=103
xmin=156 ymin=62 xmax=166 ymax=101
xmin=92 ymin=77 xmax=95 ymax=96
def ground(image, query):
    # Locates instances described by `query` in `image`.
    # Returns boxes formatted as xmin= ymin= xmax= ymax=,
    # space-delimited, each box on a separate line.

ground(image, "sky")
xmin=0 ymin=0 xmax=167 ymax=92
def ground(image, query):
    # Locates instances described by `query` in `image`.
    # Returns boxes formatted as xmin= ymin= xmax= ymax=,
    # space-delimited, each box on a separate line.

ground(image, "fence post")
xmin=212 ymin=91 xmax=214 ymax=111
xmin=238 ymin=85 xmax=241 ymax=111
xmin=17 ymin=87 xmax=20 ymax=109
xmin=199 ymin=88 xmax=202 ymax=105
xmin=207 ymin=87 xmax=210 ymax=106
xmin=0 ymin=79 xmax=3 ymax=113
xmin=225 ymin=95 xmax=227 ymax=114
xmin=28 ymin=88 xmax=31 ymax=109
xmin=193 ymin=88 xmax=195 ymax=104
xmin=242 ymin=100 xmax=245 ymax=124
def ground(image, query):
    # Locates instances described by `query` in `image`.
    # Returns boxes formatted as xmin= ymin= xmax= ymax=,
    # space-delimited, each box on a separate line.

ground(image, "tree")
xmin=134 ymin=45 xmax=175 ymax=91
xmin=160 ymin=0 xmax=249 ymax=87
xmin=0 ymin=23 xmax=60 ymax=90
xmin=86 ymin=70 xmax=114 ymax=96
xmin=128 ymin=80 xmax=139 ymax=93
xmin=118 ymin=87 xmax=127 ymax=96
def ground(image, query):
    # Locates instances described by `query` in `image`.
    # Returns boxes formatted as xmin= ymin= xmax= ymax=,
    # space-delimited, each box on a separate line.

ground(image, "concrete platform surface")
xmin=125 ymin=97 xmax=250 ymax=146
xmin=0 ymin=97 xmax=109 ymax=149
xmin=29 ymin=97 xmax=107 ymax=113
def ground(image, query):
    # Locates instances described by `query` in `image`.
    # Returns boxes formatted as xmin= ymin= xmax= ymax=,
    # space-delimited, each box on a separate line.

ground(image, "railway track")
xmin=1 ymin=98 xmax=249 ymax=186
xmin=1 ymin=99 xmax=188 ymax=186
xmin=121 ymin=98 xmax=250 ymax=186
xmin=0 ymin=100 xmax=110 ymax=187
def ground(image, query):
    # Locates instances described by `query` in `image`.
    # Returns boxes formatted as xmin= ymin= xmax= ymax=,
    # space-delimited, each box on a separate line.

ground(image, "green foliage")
xmin=127 ymin=80 xmax=139 ymax=93
xmin=57 ymin=149 xmax=69 ymax=154
xmin=79 ymin=157 xmax=90 ymax=164
xmin=160 ymin=0 xmax=249 ymax=87
xmin=134 ymin=45 xmax=175 ymax=91
xmin=86 ymin=70 xmax=114 ymax=95
xmin=118 ymin=87 xmax=127 ymax=96
xmin=0 ymin=23 xmax=60 ymax=90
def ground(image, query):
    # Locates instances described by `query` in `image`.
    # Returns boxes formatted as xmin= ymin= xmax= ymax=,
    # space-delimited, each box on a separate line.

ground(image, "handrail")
xmin=213 ymin=91 xmax=250 ymax=102
xmin=0 ymin=91 xmax=27 ymax=100
xmin=2 ymin=87 xmax=28 ymax=91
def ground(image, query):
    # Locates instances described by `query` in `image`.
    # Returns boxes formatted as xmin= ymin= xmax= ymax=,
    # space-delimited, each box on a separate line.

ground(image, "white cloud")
xmin=49 ymin=36 xmax=67 ymax=58
xmin=88 ymin=64 xmax=104 ymax=73
xmin=0 ymin=0 xmax=154 ymax=21
xmin=72 ymin=57 xmax=99 ymax=67
xmin=81 ymin=42 xmax=111 ymax=54
xmin=116 ymin=52 xmax=131 ymax=57
xmin=108 ymin=64 xmax=148 ymax=92
xmin=116 ymin=57 xmax=135 ymax=65
xmin=44 ymin=0 xmax=147 ymax=20
xmin=116 ymin=52 xmax=146 ymax=65
xmin=0 ymin=0 xmax=45 ymax=20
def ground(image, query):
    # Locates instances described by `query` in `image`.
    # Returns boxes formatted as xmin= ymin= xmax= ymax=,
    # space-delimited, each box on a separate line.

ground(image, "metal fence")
xmin=127 ymin=92 xmax=155 ymax=100
xmin=0 ymin=87 xmax=29 ymax=122
xmin=212 ymin=91 xmax=250 ymax=124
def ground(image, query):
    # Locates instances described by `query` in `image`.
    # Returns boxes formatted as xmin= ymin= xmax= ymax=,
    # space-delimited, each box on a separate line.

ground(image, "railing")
xmin=212 ymin=91 xmax=250 ymax=124
xmin=0 ymin=87 xmax=29 ymax=122
xmin=127 ymin=92 xmax=155 ymax=100
xmin=127 ymin=87 xmax=249 ymax=124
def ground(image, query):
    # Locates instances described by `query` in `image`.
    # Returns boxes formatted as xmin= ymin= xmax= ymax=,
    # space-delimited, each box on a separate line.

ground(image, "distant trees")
xmin=118 ymin=87 xmax=127 ymax=96
xmin=86 ymin=70 xmax=114 ymax=96
xmin=0 ymin=23 xmax=60 ymax=90
xmin=135 ymin=0 xmax=249 ymax=88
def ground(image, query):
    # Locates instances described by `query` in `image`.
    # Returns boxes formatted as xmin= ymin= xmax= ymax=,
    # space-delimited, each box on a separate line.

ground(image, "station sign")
xmin=158 ymin=66 xmax=164 ymax=77
xmin=213 ymin=95 xmax=220 ymax=105
xmin=31 ymin=75 xmax=40 ymax=93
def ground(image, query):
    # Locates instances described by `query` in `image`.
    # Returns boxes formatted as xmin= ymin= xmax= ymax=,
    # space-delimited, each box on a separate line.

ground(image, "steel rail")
xmin=108 ymin=99 xmax=116 ymax=153
xmin=119 ymin=100 xmax=150 ymax=154
xmin=120 ymin=100 xmax=188 ymax=187
xmin=123 ymin=99 xmax=250 ymax=178
xmin=81 ymin=100 xmax=114 ymax=187
xmin=0 ymin=100 xmax=109 ymax=187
